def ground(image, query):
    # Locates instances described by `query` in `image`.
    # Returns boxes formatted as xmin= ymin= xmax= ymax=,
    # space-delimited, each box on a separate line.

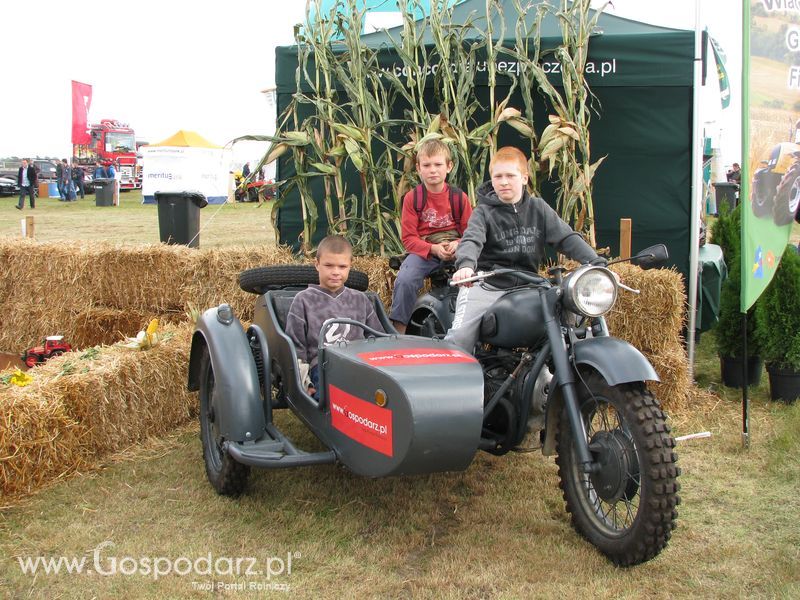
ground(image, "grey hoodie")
xmin=455 ymin=181 xmax=604 ymax=287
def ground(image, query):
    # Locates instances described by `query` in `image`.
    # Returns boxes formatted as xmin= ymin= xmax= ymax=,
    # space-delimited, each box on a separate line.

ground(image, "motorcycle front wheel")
xmin=556 ymin=372 xmax=680 ymax=566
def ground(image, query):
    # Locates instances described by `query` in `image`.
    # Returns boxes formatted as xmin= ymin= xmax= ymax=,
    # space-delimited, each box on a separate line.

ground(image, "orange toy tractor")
xmin=21 ymin=336 xmax=72 ymax=368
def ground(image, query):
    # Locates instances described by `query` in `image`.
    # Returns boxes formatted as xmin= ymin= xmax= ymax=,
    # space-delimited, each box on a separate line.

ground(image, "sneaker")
xmin=15 ymin=205 xmax=22 ymax=210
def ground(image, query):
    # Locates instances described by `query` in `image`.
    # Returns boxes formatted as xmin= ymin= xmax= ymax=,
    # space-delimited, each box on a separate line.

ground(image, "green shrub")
xmin=754 ymin=246 xmax=800 ymax=370
xmin=710 ymin=202 xmax=739 ymax=259
xmin=712 ymin=204 xmax=760 ymax=358
xmin=715 ymin=258 xmax=760 ymax=358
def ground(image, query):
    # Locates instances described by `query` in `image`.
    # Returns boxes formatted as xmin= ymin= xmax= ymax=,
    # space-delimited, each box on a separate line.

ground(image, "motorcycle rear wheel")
xmin=556 ymin=372 xmax=680 ymax=566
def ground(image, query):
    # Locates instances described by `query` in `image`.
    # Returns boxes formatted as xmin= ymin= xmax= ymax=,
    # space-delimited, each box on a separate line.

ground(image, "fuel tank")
xmin=321 ymin=336 xmax=484 ymax=477
xmin=479 ymin=287 xmax=546 ymax=349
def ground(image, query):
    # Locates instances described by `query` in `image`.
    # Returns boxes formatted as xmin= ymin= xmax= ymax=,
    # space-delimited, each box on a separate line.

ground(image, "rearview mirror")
xmin=630 ymin=244 xmax=669 ymax=270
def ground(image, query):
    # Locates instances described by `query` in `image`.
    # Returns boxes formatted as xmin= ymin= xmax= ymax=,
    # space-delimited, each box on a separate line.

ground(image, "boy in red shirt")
xmin=389 ymin=140 xmax=472 ymax=333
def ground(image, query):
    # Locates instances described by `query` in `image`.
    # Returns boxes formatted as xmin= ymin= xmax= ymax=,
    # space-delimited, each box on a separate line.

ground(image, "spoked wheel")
xmin=556 ymin=372 xmax=680 ymax=566
xmin=199 ymin=347 xmax=250 ymax=496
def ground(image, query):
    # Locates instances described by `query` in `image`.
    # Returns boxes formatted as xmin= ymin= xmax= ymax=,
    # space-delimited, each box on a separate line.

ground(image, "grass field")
xmin=0 ymin=197 xmax=799 ymax=598
xmin=0 ymin=190 xmax=277 ymax=247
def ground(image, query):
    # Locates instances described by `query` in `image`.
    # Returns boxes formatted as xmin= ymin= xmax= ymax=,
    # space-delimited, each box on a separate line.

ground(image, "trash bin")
xmin=714 ymin=182 xmax=739 ymax=213
xmin=94 ymin=178 xmax=115 ymax=206
xmin=155 ymin=191 xmax=208 ymax=248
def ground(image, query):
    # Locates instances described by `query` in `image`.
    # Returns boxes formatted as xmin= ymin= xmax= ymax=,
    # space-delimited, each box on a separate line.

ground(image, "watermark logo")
xmin=16 ymin=540 xmax=298 ymax=591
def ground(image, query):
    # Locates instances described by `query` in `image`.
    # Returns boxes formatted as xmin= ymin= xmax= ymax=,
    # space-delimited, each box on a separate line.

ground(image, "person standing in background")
xmin=106 ymin=161 xmax=119 ymax=205
xmin=61 ymin=159 xmax=75 ymax=201
xmin=16 ymin=158 xmax=37 ymax=210
xmin=72 ymin=160 xmax=85 ymax=199
xmin=55 ymin=159 xmax=65 ymax=199
xmin=94 ymin=160 xmax=107 ymax=179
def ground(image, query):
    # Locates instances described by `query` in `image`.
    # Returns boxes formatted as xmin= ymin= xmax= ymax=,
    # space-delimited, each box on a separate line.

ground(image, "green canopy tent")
xmin=274 ymin=3 xmax=705 ymax=312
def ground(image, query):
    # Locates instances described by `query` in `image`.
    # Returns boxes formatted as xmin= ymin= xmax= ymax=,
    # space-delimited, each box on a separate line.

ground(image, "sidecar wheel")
xmin=238 ymin=265 xmax=369 ymax=294
xmin=556 ymin=372 xmax=680 ymax=566
xmin=199 ymin=347 xmax=250 ymax=496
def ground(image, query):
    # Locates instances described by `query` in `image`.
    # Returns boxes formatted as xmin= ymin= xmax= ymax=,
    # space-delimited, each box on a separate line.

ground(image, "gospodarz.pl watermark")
xmin=15 ymin=540 xmax=297 ymax=592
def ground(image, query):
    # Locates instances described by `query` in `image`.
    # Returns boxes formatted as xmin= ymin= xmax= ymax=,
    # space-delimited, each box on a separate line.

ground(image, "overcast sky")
xmin=1 ymin=0 xmax=741 ymax=165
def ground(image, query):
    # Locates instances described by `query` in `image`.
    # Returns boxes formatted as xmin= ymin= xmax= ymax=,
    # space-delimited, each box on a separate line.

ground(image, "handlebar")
xmin=448 ymin=268 xmax=547 ymax=287
xmin=449 ymin=266 xmax=641 ymax=294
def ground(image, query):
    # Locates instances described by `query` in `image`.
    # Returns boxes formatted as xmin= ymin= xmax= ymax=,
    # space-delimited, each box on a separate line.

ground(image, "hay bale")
xmin=79 ymin=244 xmax=197 ymax=312
xmin=649 ymin=345 xmax=694 ymax=414
xmin=606 ymin=264 xmax=686 ymax=355
xmin=70 ymin=307 xmax=161 ymax=348
xmin=0 ymin=300 xmax=67 ymax=353
xmin=352 ymin=256 xmax=393 ymax=306
xmin=0 ymin=323 xmax=195 ymax=500
xmin=0 ymin=392 xmax=91 ymax=499
xmin=187 ymin=245 xmax=297 ymax=322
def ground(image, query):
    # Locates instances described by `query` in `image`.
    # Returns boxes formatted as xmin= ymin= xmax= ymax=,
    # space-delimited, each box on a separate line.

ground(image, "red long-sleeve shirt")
xmin=401 ymin=185 xmax=472 ymax=259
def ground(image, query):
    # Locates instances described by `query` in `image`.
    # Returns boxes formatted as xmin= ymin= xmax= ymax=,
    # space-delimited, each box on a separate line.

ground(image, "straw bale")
xmin=649 ymin=345 xmax=694 ymax=413
xmin=187 ymin=244 xmax=297 ymax=322
xmin=352 ymin=256 xmax=393 ymax=306
xmin=0 ymin=239 xmax=95 ymax=308
xmin=78 ymin=244 xmax=197 ymax=312
xmin=0 ymin=324 xmax=194 ymax=500
xmin=70 ymin=307 xmax=165 ymax=348
xmin=606 ymin=264 xmax=686 ymax=355
xmin=0 ymin=390 xmax=91 ymax=499
xmin=0 ymin=300 xmax=67 ymax=353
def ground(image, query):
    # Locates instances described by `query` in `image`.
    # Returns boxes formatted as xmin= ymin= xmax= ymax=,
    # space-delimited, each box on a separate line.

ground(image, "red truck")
xmin=73 ymin=119 xmax=141 ymax=190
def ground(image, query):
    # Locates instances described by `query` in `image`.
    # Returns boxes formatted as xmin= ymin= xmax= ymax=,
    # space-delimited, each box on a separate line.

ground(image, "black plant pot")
xmin=766 ymin=364 xmax=800 ymax=403
xmin=719 ymin=355 xmax=763 ymax=388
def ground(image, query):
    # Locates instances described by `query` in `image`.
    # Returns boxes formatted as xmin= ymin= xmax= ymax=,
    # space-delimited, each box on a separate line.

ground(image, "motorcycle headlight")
xmin=563 ymin=266 xmax=617 ymax=317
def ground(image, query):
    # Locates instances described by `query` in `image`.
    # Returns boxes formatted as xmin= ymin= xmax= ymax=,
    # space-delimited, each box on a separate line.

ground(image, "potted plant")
xmin=754 ymin=246 xmax=800 ymax=402
xmin=711 ymin=204 xmax=763 ymax=387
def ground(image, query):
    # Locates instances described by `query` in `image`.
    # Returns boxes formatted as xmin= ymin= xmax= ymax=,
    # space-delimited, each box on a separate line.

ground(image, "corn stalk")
xmin=512 ymin=0 xmax=607 ymax=245
xmin=252 ymin=0 xmax=605 ymax=254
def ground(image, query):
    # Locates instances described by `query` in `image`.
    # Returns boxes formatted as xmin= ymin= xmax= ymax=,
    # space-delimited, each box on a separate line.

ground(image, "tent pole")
xmin=687 ymin=0 xmax=703 ymax=376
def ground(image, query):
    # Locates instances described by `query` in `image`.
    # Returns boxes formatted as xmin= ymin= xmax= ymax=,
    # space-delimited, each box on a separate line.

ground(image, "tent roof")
xmin=360 ymin=0 xmax=690 ymax=47
xmin=151 ymin=130 xmax=221 ymax=148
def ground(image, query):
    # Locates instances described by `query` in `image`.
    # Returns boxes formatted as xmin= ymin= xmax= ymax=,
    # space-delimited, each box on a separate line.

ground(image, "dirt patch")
xmin=0 ymin=352 xmax=26 ymax=371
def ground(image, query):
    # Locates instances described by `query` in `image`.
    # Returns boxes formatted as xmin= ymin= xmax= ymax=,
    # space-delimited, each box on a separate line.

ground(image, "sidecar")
xmin=187 ymin=266 xmax=484 ymax=495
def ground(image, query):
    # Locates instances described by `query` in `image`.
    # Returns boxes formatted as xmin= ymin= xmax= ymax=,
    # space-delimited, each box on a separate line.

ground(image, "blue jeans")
xmin=309 ymin=364 xmax=320 ymax=400
xmin=389 ymin=253 xmax=445 ymax=325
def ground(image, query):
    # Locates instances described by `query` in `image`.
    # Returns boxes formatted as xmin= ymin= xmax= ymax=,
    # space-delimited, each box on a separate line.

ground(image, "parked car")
xmin=34 ymin=160 xmax=58 ymax=182
xmin=0 ymin=176 xmax=18 ymax=196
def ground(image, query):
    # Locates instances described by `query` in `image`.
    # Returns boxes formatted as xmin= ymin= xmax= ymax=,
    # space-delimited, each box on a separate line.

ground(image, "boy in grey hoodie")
xmin=445 ymin=147 xmax=606 ymax=352
xmin=285 ymin=235 xmax=384 ymax=397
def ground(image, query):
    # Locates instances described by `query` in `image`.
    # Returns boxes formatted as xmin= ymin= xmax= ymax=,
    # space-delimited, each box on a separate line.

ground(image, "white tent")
xmin=141 ymin=130 xmax=230 ymax=204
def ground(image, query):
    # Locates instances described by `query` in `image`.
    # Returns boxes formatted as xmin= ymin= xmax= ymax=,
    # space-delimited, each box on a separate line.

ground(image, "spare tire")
xmin=238 ymin=265 xmax=370 ymax=294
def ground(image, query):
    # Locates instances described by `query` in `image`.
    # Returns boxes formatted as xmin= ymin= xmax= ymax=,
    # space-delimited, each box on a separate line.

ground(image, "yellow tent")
xmin=150 ymin=130 xmax=221 ymax=149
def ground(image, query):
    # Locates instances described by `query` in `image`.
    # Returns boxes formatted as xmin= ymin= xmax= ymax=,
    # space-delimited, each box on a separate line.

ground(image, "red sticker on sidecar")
xmin=357 ymin=348 xmax=476 ymax=366
xmin=329 ymin=385 xmax=393 ymax=457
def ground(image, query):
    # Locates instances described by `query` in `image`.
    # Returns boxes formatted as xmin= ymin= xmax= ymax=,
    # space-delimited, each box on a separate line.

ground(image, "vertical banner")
xmin=709 ymin=35 xmax=731 ymax=108
xmin=741 ymin=1 xmax=799 ymax=312
xmin=71 ymin=80 xmax=92 ymax=145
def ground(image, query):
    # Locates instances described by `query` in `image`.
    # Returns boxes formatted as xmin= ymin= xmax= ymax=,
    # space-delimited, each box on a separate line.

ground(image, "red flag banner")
xmin=71 ymin=81 xmax=92 ymax=145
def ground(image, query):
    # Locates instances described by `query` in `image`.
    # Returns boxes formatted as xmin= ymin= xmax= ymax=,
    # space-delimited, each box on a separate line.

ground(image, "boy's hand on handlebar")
xmin=452 ymin=267 xmax=475 ymax=287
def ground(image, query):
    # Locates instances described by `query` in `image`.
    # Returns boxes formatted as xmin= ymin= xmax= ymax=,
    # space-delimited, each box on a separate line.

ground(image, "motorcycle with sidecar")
xmin=187 ymin=245 xmax=679 ymax=566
